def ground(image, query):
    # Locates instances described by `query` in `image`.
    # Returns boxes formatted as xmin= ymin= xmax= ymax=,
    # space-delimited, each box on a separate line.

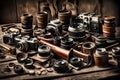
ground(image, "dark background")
xmin=0 ymin=0 xmax=120 ymax=26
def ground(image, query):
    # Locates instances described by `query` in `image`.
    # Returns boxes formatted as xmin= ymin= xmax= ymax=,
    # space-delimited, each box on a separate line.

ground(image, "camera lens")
xmin=38 ymin=45 xmax=51 ymax=57
xmin=38 ymin=32 xmax=54 ymax=43
xmin=16 ymin=40 xmax=28 ymax=52
xmin=3 ymin=28 xmax=20 ymax=45
xmin=3 ymin=35 xmax=13 ymax=44
xmin=33 ymin=28 xmax=45 ymax=36
xmin=16 ymin=52 xmax=28 ymax=63
xmin=14 ymin=65 xmax=24 ymax=73
xmin=112 ymin=47 xmax=120 ymax=60
xmin=61 ymin=37 xmax=74 ymax=50
xmin=61 ymin=37 xmax=73 ymax=45
xmin=70 ymin=57 xmax=83 ymax=67
xmin=95 ymin=36 xmax=106 ymax=47
xmin=53 ymin=60 xmax=70 ymax=73
xmin=24 ymin=58 xmax=34 ymax=69
xmin=22 ymin=24 xmax=32 ymax=29
xmin=8 ymin=62 xmax=16 ymax=69
xmin=21 ymin=28 xmax=33 ymax=36
xmin=68 ymin=23 xmax=85 ymax=42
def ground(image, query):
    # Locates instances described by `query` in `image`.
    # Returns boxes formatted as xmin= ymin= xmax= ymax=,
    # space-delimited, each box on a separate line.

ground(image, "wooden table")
xmin=0 ymin=24 xmax=120 ymax=80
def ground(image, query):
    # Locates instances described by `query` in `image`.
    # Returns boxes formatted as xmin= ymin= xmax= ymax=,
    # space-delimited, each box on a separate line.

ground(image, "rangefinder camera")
xmin=76 ymin=12 xmax=103 ymax=34
xmin=3 ymin=28 xmax=20 ymax=45
xmin=15 ymin=35 xmax=38 ymax=52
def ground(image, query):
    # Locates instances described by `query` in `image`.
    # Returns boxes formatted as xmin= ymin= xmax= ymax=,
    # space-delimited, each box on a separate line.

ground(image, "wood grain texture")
xmin=0 ymin=0 xmax=17 ymax=24
xmin=0 ymin=0 xmax=120 ymax=25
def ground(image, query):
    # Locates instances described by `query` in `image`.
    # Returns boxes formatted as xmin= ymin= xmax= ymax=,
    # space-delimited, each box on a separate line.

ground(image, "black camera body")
xmin=3 ymin=31 xmax=38 ymax=52
xmin=76 ymin=12 xmax=102 ymax=34
xmin=46 ymin=19 xmax=62 ymax=37
xmin=15 ymin=35 xmax=38 ymax=52
xmin=3 ymin=28 xmax=20 ymax=45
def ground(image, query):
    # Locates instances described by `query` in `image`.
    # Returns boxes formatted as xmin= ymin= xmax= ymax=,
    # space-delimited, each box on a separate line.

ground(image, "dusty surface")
xmin=0 ymin=24 xmax=120 ymax=80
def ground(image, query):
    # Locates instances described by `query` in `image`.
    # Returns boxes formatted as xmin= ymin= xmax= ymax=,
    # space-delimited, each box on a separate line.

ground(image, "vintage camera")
xmin=15 ymin=35 xmax=38 ymax=52
xmin=3 ymin=28 xmax=20 ymax=45
xmin=46 ymin=19 xmax=62 ymax=37
xmin=76 ymin=12 xmax=102 ymax=34
xmin=68 ymin=23 xmax=86 ymax=42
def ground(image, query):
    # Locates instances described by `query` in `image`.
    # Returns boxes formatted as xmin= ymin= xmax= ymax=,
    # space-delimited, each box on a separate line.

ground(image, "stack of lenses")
xmin=36 ymin=11 xmax=48 ymax=29
xmin=38 ymin=45 xmax=51 ymax=58
xmin=58 ymin=10 xmax=71 ymax=31
xmin=38 ymin=32 xmax=54 ymax=43
xmin=68 ymin=23 xmax=85 ymax=42
xmin=95 ymin=36 xmax=106 ymax=47
xmin=20 ymin=14 xmax=33 ymax=35
xmin=102 ymin=16 xmax=116 ymax=38
xmin=37 ymin=45 xmax=52 ymax=63
xmin=53 ymin=60 xmax=70 ymax=73
xmin=61 ymin=37 xmax=74 ymax=50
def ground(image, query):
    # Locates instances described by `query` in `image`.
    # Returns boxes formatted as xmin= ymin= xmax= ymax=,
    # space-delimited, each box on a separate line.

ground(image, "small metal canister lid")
xmin=104 ymin=16 xmax=115 ymax=24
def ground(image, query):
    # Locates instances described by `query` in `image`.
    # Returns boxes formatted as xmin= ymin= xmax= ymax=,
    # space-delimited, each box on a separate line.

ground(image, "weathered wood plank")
xmin=0 ymin=0 xmax=17 ymax=24
xmin=0 ymin=0 xmax=120 ymax=26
